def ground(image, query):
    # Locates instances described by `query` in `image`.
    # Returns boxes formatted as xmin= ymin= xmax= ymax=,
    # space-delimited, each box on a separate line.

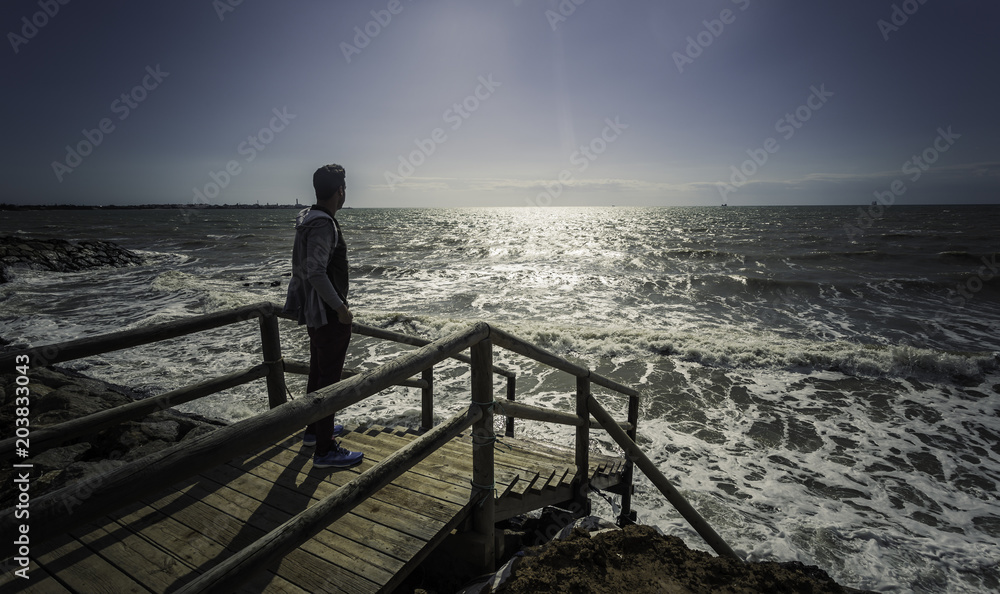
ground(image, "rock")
xmin=28 ymin=443 xmax=92 ymax=471
xmin=123 ymin=440 xmax=173 ymax=462
xmin=118 ymin=423 xmax=151 ymax=449
xmin=0 ymin=236 xmax=144 ymax=283
xmin=36 ymin=385 xmax=106 ymax=417
xmin=27 ymin=366 xmax=80 ymax=389
xmin=181 ymin=424 xmax=218 ymax=443
xmin=141 ymin=420 xmax=180 ymax=442
xmin=492 ymin=523 xmax=864 ymax=594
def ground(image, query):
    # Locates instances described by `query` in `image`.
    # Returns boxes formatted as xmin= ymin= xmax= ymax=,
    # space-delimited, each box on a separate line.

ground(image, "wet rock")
xmin=28 ymin=443 xmax=92 ymax=472
xmin=0 ymin=236 xmax=144 ymax=283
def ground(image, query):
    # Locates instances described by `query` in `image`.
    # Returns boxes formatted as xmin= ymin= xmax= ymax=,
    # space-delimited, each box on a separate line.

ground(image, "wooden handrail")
xmin=0 ymin=302 xmax=277 ymax=368
xmin=492 ymin=397 xmax=633 ymax=431
xmin=175 ymin=405 xmax=483 ymax=594
xmin=587 ymin=394 xmax=741 ymax=561
xmin=0 ymin=322 xmax=490 ymax=544
xmin=282 ymin=359 xmax=428 ymax=389
xmin=0 ymin=365 xmax=268 ymax=458
xmin=489 ymin=326 xmax=638 ymax=398
xmin=274 ymin=309 xmax=516 ymax=378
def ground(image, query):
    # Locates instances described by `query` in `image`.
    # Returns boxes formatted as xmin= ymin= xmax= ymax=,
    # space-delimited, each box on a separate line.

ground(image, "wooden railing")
xmin=0 ymin=301 xmax=738 ymax=592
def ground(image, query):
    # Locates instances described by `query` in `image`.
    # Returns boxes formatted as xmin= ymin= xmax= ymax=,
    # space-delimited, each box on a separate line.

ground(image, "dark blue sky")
xmin=3 ymin=0 xmax=998 ymax=207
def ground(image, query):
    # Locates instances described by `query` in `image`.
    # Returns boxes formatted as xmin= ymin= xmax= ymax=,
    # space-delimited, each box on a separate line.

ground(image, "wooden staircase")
xmin=1 ymin=425 xmax=627 ymax=593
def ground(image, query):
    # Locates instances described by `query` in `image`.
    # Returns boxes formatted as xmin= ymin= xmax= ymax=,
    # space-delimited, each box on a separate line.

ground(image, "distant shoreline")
xmin=0 ymin=203 xmax=304 ymax=211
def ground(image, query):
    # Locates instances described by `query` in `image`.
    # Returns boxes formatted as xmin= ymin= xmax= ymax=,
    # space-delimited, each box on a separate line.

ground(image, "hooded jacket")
xmin=282 ymin=206 xmax=349 ymax=328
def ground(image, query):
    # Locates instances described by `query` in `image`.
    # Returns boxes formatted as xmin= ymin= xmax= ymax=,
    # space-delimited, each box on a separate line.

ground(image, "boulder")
xmin=0 ymin=236 xmax=144 ymax=283
xmin=28 ymin=443 xmax=92 ymax=472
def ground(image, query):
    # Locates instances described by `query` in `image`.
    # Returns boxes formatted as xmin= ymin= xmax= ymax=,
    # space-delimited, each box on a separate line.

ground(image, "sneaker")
xmin=302 ymin=425 xmax=343 ymax=446
xmin=313 ymin=443 xmax=364 ymax=468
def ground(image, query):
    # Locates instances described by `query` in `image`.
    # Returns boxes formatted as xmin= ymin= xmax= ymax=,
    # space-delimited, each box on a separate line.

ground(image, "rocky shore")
xmin=0 ymin=365 xmax=224 ymax=510
xmin=0 ymin=235 xmax=144 ymax=283
xmin=486 ymin=523 xmax=870 ymax=594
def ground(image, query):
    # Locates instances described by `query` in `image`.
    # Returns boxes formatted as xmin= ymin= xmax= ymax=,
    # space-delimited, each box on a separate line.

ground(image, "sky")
xmin=2 ymin=0 xmax=999 ymax=208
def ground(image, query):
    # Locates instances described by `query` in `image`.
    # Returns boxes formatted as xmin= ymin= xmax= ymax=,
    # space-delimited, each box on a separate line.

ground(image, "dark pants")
xmin=306 ymin=320 xmax=351 ymax=456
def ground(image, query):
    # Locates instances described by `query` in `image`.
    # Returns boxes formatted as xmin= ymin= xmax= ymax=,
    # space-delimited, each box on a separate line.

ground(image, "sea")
xmin=1 ymin=204 xmax=998 ymax=593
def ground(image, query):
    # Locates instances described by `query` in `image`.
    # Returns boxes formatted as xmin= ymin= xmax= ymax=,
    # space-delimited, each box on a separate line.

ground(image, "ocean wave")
xmin=358 ymin=312 xmax=1000 ymax=382
xmin=937 ymin=251 xmax=988 ymax=264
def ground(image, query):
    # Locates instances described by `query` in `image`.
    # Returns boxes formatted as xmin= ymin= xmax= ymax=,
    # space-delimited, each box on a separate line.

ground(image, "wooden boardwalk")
xmin=3 ymin=425 xmax=625 ymax=594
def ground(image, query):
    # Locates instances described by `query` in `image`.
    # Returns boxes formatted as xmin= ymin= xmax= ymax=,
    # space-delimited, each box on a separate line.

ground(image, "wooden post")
xmin=574 ymin=376 xmax=591 ymax=514
xmin=259 ymin=313 xmax=286 ymax=409
xmin=505 ymin=375 xmax=516 ymax=437
xmin=619 ymin=393 xmax=640 ymax=525
xmin=421 ymin=367 xmax=434 ymax=430
xmin=470 ymin=337 xmax=496 ymax=573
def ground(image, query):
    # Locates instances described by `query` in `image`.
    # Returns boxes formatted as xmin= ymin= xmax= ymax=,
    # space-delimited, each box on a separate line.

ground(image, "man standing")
xmin=283 ymin=163 xmax=363 ymax=468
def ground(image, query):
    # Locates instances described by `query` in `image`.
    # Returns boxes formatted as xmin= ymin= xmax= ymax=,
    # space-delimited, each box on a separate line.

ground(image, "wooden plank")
xmin=183 ymin=476 xmax=407 ymax=581
xmin=342 ymin=427 xmax=620 ymax=512
xmin=21 ymin=532 xmax=150 ymax=593
xmin=173 ymin=405 xmax=482 ymax=594
xmin=71 ymin=520 xmax=194 ymax=593
xmin=224 ymin=441 xmax=467 ymax=528
xmin=0 ymin=565 xmax=74 ymax=593
xmin=530 ymin=469 xmax=557 ymax=495
xmin=211 ymin=457 xmax=450 ymax=542
xmin=278 ymin=429 xmax=476 ymax=508
xmin=345 ymin=429 xmax=539 ymax=500
xmin=541 ymin=467 xmax=571 ymax=493
xmin=510 ymin=472 xmax=540 ymax=499
xmin=495 ymin=483 xmax=577 ymax=521
xmin=107 ymin=499 xmax=310 ymax=594
xmin=214 ymin=430 xmax=483 ymax=594
xmin=137 ymin=485 xmax=378 ymax=594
